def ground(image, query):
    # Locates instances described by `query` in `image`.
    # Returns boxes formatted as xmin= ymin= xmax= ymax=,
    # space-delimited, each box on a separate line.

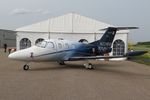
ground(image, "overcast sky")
xmin=0 ymin=0 xmax=149 ymax=42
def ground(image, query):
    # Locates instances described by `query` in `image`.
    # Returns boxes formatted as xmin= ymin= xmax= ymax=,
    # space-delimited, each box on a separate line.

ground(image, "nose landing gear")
xmin=23 ymin=64 xmax=30 ymax=70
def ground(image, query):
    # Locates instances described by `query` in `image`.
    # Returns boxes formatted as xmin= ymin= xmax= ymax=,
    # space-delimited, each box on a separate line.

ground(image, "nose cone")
xmin=8 ymin=51 xmax=27 ymax=60
xmin=8 ymin=52 xmax=17 ymax=59
xmin=8 ymin=48 xmax=33 ymax=61
xmin=8 ymin=52 xmax=24 ymax=60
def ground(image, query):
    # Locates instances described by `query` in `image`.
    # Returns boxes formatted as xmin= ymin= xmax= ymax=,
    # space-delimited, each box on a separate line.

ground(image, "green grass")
xmin=129 ymin=44 xmax=150 ymax=66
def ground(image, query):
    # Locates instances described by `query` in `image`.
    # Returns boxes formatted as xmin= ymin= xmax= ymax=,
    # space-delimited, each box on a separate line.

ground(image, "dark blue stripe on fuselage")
xmin=34 ymin=49 xmax=75 ymax=57
xmin=34 ymin=47 xmax=94 ymax=58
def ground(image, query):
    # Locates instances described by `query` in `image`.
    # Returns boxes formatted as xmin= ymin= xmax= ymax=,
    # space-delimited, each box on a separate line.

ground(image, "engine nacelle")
xmin=97 ymin=47 xmax=112 ymax=55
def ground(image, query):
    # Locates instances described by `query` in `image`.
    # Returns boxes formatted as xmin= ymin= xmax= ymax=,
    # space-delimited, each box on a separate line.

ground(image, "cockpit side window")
xmin=47 ymin=42 xmax=54 ymax=48
xmin=36 ymin=41 xmax=47 ymax=48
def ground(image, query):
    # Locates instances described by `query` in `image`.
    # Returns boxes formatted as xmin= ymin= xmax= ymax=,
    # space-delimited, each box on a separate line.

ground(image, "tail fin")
xmin=91 ymin=27 xmax=117 ymax=47
xmin=91 ymin=27 xmax=138 ymax=47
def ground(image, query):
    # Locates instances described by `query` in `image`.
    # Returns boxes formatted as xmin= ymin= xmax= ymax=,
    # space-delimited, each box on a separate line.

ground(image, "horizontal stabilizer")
xmin=100 ymin=27 xmax=139 ymax=31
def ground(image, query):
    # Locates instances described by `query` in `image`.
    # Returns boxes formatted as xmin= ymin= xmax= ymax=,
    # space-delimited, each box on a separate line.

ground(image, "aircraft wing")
xmin=68 ymin=55 xmax=125 ymax=61
xmin=68 ymin=51 xmax=147 ymax=61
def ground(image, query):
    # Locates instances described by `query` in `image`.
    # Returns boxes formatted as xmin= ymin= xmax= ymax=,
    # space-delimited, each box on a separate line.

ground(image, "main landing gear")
xmin=23 ymin=64 xmax=30 ymax=71
xmin=57 ymin=60 xmax=93 ymax=69
xmin=57 ymin=61 xmax=66 ymax=65
xmin=83 ymin=60 xmax=94 ymax=69
xmin=84 ymin=63 xmax=94 ymax=69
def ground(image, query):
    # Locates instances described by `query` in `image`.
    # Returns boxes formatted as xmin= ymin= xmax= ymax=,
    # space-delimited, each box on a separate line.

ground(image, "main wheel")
xmin=84 ymin=63 xmax=94 ymax=69
xmin=57 ymin=61 xmax=65 ymax=65
xmin=23 ymin=64 xmax=29 ymax=70
xmin=88 ymin=63 xmax=94 ymax=69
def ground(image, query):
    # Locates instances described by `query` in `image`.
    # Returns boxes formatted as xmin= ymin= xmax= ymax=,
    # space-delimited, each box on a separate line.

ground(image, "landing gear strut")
xmin=23 ymin=64 xmax=30 ymax=70
xmin=84 ymin=60 xmax=94 ymax=69
xmin=84 ymin=63 xmax=94 ymax=69
xmin=57 ymin=61 xmax=65 ymax=65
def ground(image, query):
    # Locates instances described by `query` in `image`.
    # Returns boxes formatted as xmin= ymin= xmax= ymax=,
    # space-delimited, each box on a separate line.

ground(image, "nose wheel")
xmin=23 ymin=64 xmax=30 ymax=70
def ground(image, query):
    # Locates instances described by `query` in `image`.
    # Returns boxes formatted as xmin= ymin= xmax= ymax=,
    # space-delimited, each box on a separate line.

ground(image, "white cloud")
xmin=10 ymin=8 xmax=32 ymax=15
xmin=35 ymin=9 xmax=43 ymax=13
xmin=10 ymin=8 xmax=51 ymax=15
xmin=42 ymin=11 xmax=51 ymax=15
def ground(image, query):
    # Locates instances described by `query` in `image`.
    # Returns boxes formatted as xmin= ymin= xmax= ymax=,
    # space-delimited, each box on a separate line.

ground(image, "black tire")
xmin=88 ymin=63 xmax=92 ymax=66
xmin=59 ymin=62 xmax=65 ymax=65
xmin=57 ymin=61 xmax=65 ymax=65
xmin=23 ymin=65 xmax=29 ymax=70
xmin=88 ymin=63 xmax=94 ymax=69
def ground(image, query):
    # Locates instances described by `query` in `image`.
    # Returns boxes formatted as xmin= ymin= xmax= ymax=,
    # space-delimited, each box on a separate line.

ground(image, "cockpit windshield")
xmin=36 ymin=41 xmax=47 ymax=48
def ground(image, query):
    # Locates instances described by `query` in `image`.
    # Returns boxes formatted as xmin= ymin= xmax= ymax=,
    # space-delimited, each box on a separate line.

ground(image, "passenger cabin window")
xmin=71 ymin=44 xmax=76 ymax=49
xmin=47 ymin=42 xmax=54 ymax=48
xmin=36 ymin=41 xmax=47 ymax=48
xmin=65 ymin=43 xmax=69 ymax=49
xmin=58 ymin=43 xmax=62 ymax=49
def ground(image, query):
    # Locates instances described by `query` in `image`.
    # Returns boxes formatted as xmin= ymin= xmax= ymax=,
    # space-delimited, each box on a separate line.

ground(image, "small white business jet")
xmin=8 ymin=27 xmax=141 ymax=70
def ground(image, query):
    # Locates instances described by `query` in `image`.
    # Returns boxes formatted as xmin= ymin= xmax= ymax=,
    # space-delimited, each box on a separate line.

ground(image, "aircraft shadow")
xmin=29 ymin=63 xmax=150 ymax=79
xmin=30 ymin=64 xmax=84 ymax=71
xmin=29 ymin=62 xmax=118 ymax=71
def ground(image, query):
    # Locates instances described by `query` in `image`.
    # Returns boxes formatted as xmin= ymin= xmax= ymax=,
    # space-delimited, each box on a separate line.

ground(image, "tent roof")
xmin=16 ymin=13 xmax=129 ymax=33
